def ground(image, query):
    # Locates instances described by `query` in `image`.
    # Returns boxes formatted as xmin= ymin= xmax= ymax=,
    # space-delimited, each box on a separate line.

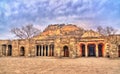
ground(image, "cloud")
xmin=0 ymin=0 xmax=120 ymax=39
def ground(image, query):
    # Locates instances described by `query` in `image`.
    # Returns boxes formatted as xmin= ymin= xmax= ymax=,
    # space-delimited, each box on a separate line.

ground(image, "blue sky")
xmin=0 ymin=0 xmax=120 ymax=39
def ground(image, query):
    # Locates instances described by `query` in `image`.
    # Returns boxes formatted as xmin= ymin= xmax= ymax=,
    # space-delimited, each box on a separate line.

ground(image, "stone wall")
xmin=0 ymin=24 xmax=120 ymax=58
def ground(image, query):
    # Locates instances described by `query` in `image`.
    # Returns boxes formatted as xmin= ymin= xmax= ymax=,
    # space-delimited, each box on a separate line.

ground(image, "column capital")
xmin=85 ymin=43 xmax=88 ymax=45
xmin=95 ymin=42 xmax=98 ymax=45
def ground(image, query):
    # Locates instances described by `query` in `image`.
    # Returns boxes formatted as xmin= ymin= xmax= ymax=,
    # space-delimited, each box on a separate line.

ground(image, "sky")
xmin=0 ymin=0 xmax=120 ymax=39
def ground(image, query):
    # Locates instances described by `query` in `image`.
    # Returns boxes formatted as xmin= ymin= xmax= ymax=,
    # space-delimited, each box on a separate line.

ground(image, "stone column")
xmin=41 ymin=45 xmax=43 ymax=56
xmin=6 ymin=45 xmax=8 ymax=56
xmin=38 ymin=46 xmax=40 ymax=56
xmin=35 ymin=45 xmax=37 ymax=56
xmin=96 ymin=43 xmax=98 ymax=57
xmin=48 ymin=45 xmax=49 ymax=56
xmin=85 ymin=43 xmax=88 ymax=57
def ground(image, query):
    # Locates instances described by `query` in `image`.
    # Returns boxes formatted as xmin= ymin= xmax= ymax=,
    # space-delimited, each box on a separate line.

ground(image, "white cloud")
xmin=0 ymin=0 xmax=120 ymax=39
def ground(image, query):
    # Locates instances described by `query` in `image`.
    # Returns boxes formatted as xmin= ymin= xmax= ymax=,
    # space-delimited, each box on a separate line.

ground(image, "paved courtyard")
xmin=0 ymin=57 xmax=120 ymax=74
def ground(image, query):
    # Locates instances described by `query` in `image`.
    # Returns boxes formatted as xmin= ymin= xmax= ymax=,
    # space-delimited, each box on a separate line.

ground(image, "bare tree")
xmin=105 ymin=26 xmax=117 ymax=36
xmin=11 ymin=24 xmax=41 ymax=57
xmin=104 ymin=26 xmax=118 ymax=44
xmin=97 ymin=26 xmax=120 ymax=58
xmin=97 ymin=26 xmax=104 ymax=35
xmin=97 ymin=26 xmax=117 ymax=36
xmin=97 ymin=26 xmax=118 ymax=43
xmin=11 ymin=24 xmax=40 ymax=39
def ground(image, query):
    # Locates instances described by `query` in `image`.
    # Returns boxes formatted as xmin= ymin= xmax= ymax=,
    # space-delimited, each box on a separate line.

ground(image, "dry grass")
xmin=0 ymin=57 xmax=120 ymax=74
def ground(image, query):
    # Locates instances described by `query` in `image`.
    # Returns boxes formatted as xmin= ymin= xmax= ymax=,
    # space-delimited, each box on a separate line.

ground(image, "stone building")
xmin=0 ymin=24 xmax=120 ymax=58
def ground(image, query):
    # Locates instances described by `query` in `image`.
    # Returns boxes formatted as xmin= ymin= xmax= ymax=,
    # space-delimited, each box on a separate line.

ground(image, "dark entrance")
xmin=36 ymin=45 xmax=39 ymax=56
xmin=63 ymin=46 xmax=69 ymax=57
xmin=8 ymin=45 xmax=12 ymax=56
xmin=118 ymin=45 xmax=120 ymax=57
xmin=81 ymin=44 xmax=85 ymax=57
xmin=40 ymin=45 xmax=41 ymax=56
xmin=98 ymin=44 xmax=103 ymax=57
xmin=43 ymin=45 xmax=45 ymax=56
xmin=88 ymin=44 xmax=96 ymax=57
xmin=46 ymin=45 xmax=48 ymax=56
xmin=51 ymin=44 xmax=54 ymax=56
xmin=20 ymin=47 xmax=25 ymax=56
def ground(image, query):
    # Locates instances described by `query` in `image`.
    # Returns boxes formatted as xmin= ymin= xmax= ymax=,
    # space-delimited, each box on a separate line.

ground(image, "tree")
xmin=96 ymin=26 xmax=119 ymax=43
xmin=97 ymin=26 xmax=119 ymax=58
xmin=105 ymin=26 xmax=117 ymax=36
xmin=97 ymin=26 xmax=104 ymax=35
xmin=11 ymin=24 xmax=40 ymax=39
xmin=97 ymin=26 xmax=117 ymax=36
xmin=11 ymin=24 xmax=41 ymax=57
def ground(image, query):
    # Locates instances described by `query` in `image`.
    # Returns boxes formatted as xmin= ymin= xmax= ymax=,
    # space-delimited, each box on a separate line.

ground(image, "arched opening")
xmin=63 ymin=46 xmax=69 ymax=57
xmin=98 ymin=44 xmax=103 ymax=57
xmin=20 ymin=47 xmax=25 ymax=56
xmin=81 ymin=44 xmax=85 ymax=57
xmin=88 ymin=44 xmax=96 ymax=57
xmin=118 ymin=45 xmax=120 ymax=57
xmin=8 ymin=45 xmax=12 ymax=56
xmin=2 ymin=44 xmax=7 ymax=56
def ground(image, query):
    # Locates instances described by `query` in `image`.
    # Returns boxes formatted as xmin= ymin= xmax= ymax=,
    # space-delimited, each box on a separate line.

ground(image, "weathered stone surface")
xmin=0 ymin=24 xmax=120 ymax=58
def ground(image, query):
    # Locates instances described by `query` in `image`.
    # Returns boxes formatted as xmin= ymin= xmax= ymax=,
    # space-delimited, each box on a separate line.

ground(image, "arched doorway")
xmin=81 ymin=44 xmax=85 ymax=57
xmin=20 ymin=47 xmax=25 ymax=56
xmin=88 ymin=44 xmax=96 ymax=57
xmin=118 ymin=45 xmax=120 ymax=57
xmin=2 ymin=45 xmax=7 ymax=56
xmin=63 ymin=46 xmax=69 ymax=57
xmin=98 ymin=44 xmax=103 ymax=57
xmin=8 ymin=45 xmax=12 ymax=56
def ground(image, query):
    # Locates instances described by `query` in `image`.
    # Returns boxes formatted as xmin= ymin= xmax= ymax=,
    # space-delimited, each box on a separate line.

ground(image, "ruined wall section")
xmin=12 ymin=40 xmax=19 ymax=56
xmin=0 ymin=40 xmax=12 ymax=56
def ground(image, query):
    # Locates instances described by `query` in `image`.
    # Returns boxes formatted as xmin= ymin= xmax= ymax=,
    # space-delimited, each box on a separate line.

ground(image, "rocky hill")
xmin=40 ymin=24 xmax=85 ymax=36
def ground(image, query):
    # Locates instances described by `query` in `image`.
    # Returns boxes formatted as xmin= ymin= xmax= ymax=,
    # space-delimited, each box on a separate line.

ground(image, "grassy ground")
xmin=0 ymin=57 xmax=120 ymax=74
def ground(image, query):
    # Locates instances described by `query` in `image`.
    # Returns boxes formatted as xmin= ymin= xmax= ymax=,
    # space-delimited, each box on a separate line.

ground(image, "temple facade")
xmin=0 ymin=24 xmax=120 ymax=58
